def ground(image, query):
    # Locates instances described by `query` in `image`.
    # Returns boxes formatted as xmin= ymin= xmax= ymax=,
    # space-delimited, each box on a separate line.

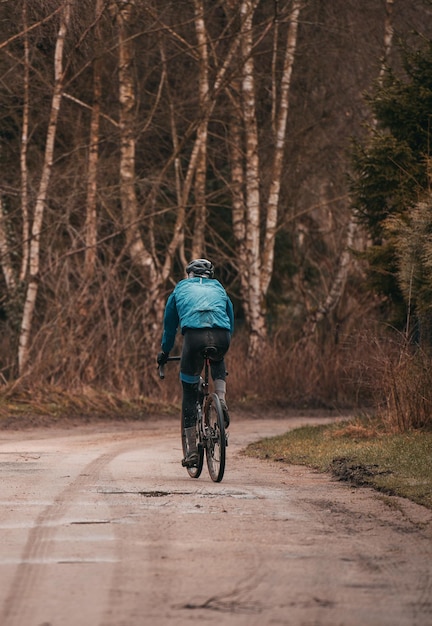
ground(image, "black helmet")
xmin=186 ymin=258 xmax=214 ymax=278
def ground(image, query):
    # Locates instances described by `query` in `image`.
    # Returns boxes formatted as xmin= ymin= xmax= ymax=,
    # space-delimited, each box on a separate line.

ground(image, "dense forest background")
xmin=1 ymin=0 xmax=432 ymax=415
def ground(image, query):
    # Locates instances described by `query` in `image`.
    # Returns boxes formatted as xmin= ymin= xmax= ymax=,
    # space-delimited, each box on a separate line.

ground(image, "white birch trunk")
xmin=379 ymin=0 xmax=395 ymax=85
xmin=229 ymin=97 xmax=251 ymax=326
xmin=20 ymin=0 xmax=30 ymax=282
xmin=116 ymin=0 xmax=151 ymax=273
xmin=84 ymin=0 xmax=104 ymax=279
xmin=191 ymin=0 xmax=208 ymax=259
xmin=18 ymin=0 xmax=72 ymax=374
xmin=113 ymin=0 xmax=164 ymax=342
xmin=240 ymin=0 xmax=266 ymax=357
xmin=261 ymin=0 xmax=300 ymax=297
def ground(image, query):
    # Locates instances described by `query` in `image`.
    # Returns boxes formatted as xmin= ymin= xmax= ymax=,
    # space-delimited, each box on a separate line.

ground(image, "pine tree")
xmin=350 ymin=40 xmax=432 ymax=333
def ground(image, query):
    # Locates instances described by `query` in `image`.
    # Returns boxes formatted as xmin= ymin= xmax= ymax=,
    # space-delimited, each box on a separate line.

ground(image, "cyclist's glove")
xmin=157 ymin=351 xmax=169 ymax=366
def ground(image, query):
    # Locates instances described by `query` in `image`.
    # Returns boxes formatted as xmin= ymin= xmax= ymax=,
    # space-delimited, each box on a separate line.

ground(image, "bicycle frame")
xmin=158 ymin=351 xmax=226 ymax=482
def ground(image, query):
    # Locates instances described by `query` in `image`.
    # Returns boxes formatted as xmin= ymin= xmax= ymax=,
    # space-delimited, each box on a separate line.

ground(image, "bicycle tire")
xmin=204 ymin=393 xmax=226 ymax=482
xmin=181 ymin=412 xmax=204 ymax=479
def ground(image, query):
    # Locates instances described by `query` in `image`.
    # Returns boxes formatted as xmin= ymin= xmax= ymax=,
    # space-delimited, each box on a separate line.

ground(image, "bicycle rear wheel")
xmin=204 ymin=393 xmax=226 ymax=482
xmin=181 ymin=411 xmax=204 ymax=479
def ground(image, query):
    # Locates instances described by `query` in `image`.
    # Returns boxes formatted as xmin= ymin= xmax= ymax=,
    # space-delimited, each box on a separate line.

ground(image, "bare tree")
xmin=113 ymin=0 xmax=156 ymax=280
xmin=20 ymin=0 xmax=30 ymax=282
xmin=84 ymin=0 xmax=105 ymax=279
xmin=189 ymin=0 xmax=208 ymax=259
xmin=226 ymin=0 xmax=301 ymax=357
xmin=18 ymin=0 xmax=72 ymax=374
xmin=111 ymin=0 xmax=244 ymax=346
xmin=0 ymin=197 xmax=17 ymax=292
xmin=300 ymin=0 xmax=396 ymax=340
xmin=0 ymin=0 xmax=426 ymax=397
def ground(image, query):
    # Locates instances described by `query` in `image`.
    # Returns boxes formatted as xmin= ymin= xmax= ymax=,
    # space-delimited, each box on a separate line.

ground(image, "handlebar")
xmin=158 ymin=355 xmax=181 ymax=379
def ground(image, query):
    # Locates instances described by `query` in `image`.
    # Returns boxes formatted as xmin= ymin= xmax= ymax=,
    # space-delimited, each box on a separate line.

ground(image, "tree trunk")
xmin=20 ymin=0 xmax=30 ymax=282
xmin=18 ymin=0 xmax=72 ymax=374
xmin=0 ymin=197 xmax=16 ymax=291
xmin=228 ymin=93 xmax=251 ymax=327
xmin=379 ymin=0 xmax=395 ymax=84
xmin=114 ymin=0 xmax=156 ymax=283
xmin=191 ymin=0 xmax=209 ymax=259
xmin=84 ymin=0 xmax=104 ymax=279
xmin=224 ymin=0 xmax=301 ymax=357
xmin=240 ymin=0 xmax=266 ymax=358
xmin=261 ymin=0 xmax=300 ymax=295
xmin=301 ymin=0 xmax=395 ymax=340
xmin=301 ymin=219 xmax=355 ymax=338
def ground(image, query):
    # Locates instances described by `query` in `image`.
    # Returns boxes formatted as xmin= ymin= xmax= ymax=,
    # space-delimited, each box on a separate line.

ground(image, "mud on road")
xmin=0 ymin=414 xmax=431 ymax=626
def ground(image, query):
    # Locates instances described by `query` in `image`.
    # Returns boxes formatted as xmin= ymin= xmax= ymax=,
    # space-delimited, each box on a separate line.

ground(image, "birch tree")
xmin=112 ymin=0 xmax=193 ymax=343
xmin=112 ymin=0 xmax=244 ymax=346
xmin=20 ymin=0 xmax=30 ymax=283
xmin=84 ymin=0 xmax=105 ymax=279
xmin=191 ymin=0 xmax=209 ymax=259
xmin=113 ymin=0 xmax=155 ymax=280
xmin=226 ymin=0 xmax=301 ymax=357
xmin=18 ymin=0 xmax=72 ymax=374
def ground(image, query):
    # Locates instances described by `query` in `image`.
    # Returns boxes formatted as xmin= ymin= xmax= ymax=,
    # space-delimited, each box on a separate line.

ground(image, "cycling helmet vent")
xmin=186 ymin=258 xmax=214 ymax=278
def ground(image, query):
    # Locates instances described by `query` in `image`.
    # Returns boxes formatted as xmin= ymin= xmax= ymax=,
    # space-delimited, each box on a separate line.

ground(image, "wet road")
xmin=0 ymin=416 xmax=431 ymax=626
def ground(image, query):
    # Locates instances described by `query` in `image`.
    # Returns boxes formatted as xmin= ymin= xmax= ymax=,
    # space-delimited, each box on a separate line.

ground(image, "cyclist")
xmin=157 ymin=259 xmax=234 ymax=467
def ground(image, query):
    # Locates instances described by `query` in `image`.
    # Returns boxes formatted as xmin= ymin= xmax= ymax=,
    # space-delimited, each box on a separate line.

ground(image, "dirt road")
xmin=0 ymin=415 xmax=431 ymax=626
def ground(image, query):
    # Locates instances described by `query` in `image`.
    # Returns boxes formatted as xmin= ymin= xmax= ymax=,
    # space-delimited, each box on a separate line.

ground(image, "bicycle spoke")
xmin=205 ymin=394 xmax=226 ymax=482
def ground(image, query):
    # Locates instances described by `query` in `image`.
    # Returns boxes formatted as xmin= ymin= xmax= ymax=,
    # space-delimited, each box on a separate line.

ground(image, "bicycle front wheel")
xmin=204 ymin=393 xmax=226 ymax=482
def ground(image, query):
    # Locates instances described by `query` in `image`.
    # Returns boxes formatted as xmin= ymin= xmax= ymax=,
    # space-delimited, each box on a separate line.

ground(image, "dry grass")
xmin=328 ymin=420 xmax=382 ymax=439
xmin=226 ymin=327 xmax=378 ymax=411
xmin=0 ymin=383 xmax=178 ymax=428
xmin=359 ymin=333 xmax=432 ymax=432
xmin=1 ymin=301 xmax=431 ymax=436
xmin=381 ymin=346 xmax=432 ymax=432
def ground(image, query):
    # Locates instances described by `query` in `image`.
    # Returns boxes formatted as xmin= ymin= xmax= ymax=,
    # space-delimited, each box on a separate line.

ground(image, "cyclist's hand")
xmin=157 ymin=351 xmax=169 ymax=366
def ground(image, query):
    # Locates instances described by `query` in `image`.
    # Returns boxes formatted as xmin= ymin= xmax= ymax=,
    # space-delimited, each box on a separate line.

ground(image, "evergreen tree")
xmin=350 ymin=41 xmax=432 ymax=332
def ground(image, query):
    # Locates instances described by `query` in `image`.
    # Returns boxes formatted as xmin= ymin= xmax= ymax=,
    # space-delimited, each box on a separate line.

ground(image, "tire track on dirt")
xmin=0 ymin=437 xmax=138 ymax=626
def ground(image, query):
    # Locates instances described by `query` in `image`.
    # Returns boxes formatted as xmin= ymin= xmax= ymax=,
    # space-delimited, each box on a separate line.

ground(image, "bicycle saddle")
xmin=202 ymin=346 xmax=219 ymax=358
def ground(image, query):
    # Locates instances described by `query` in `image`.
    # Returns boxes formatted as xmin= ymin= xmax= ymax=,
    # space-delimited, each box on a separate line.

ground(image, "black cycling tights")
xmin=182 ymin=381 xmax=199 ymax=429
xmin=181 ymin=328 xmax=230 ymax=428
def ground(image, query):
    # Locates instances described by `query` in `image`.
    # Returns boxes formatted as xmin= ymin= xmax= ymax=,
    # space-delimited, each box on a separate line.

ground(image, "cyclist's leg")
xmin=208 ymin=329 xmax=231 ymax=427
xmin=213 ymin=377 xmax=230 ymax=428
xmin=181 ymin=381 xmax=198 ymax=429
xmin=181 ymin=381 xmax=199 ymax=466
xmin=180 ymin=331 xmax=205 ymax=466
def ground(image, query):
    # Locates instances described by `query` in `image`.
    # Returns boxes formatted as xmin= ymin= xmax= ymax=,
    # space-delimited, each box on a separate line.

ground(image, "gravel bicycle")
xmin=159 ymin=348 xmax=227 ymax=482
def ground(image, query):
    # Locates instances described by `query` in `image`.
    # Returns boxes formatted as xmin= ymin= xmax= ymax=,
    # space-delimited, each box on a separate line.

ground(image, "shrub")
xmin=381 ymin=344 xmax=432 ymax=432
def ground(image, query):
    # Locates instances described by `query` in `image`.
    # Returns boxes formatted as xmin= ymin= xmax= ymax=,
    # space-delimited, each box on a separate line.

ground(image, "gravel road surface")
xmin=0 ymin=415 xmax=431 ymax=626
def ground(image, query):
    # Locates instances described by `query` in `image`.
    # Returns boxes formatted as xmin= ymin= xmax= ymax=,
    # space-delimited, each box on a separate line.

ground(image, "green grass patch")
xmin=245 ymin=419 xmax=432 ymax=510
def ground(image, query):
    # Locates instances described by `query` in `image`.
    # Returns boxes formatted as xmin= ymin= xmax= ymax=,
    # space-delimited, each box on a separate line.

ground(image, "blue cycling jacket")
xmin=161 ymin=277 xmax=234 ymax=354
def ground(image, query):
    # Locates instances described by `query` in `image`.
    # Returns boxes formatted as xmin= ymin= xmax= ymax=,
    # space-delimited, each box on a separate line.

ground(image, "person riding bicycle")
xmin=157 ymin=258 xmax=234 ymax=467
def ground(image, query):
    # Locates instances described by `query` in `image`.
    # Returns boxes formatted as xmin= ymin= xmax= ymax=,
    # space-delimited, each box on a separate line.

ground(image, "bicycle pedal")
xmin=182 ymin=456 xmax=198 ymax=468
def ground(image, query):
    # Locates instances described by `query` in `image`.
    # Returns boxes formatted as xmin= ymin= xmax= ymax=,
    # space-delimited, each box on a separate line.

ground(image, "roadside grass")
xmin=245 ymin=418 xmax=432 ymax=510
